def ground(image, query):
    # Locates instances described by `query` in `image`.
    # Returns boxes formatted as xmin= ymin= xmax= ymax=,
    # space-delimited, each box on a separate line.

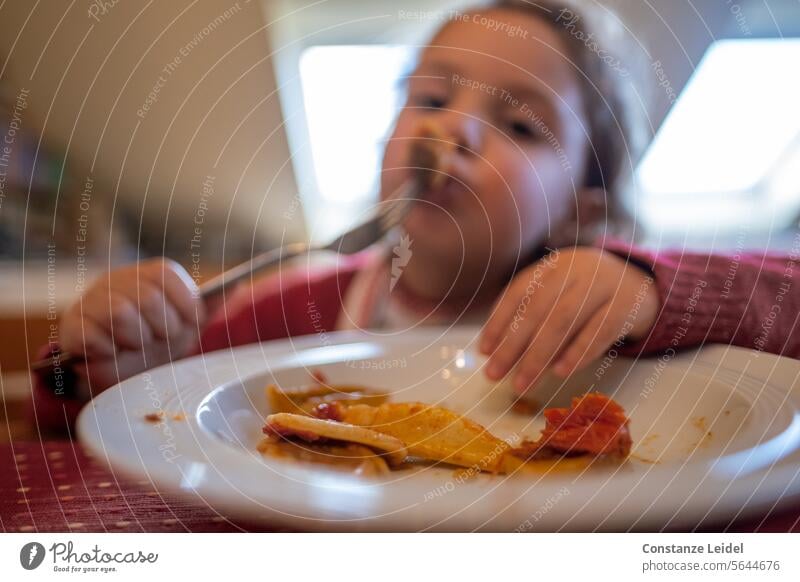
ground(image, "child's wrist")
xmin=625 ymin=271 xmax=660 ymax=341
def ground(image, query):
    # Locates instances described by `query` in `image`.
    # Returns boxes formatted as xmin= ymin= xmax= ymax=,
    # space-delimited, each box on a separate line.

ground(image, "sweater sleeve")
xmin=605 ymin=242 xmax=800 ymax=359
xmin=197 ymin=258 xmax=360 ymax=353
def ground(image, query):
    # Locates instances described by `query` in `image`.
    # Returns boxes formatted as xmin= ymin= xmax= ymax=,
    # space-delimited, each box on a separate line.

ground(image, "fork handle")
xmin=198 ymin=241 xmax=310 ymax=298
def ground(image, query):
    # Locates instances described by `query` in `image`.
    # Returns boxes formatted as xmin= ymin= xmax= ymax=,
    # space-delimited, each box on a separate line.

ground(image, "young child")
xmin=36 ymin=0 xmax=800 ymax=429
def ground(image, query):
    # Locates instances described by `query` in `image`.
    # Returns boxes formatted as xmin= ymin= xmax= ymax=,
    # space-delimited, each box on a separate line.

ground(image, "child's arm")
xmin=605 ymin=243 xmax=800 ymax=360
xmin=31 ymin=257 xmax=363 ymax=433
xmin=29 ymin=258 xmax=204 ymax=434
xmin=480 ymin=244 xmax=800 ymax=395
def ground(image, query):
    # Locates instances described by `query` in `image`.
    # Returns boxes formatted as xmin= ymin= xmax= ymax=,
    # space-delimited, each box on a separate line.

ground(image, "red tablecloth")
xmin=1 ymin=441 xmax=798 ymax=532
xmin=0 ymin=442 xmax=286 ymax=532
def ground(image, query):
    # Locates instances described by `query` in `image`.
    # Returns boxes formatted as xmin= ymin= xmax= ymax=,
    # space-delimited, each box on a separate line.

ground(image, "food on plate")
xmin=265 ymin=369 xmax=389 ymax=415
xmin=314 ymin=401 xmax=510 ymax=471
xmin=264 ymin=412 xmax=408 ymax=466
xmin=266 ymin=383 xmax=389 ymax=416
xmin=144 ymin=411 xmax=186 ymax=423
xmin=498 ymin=393 xmax=632 ymax=474
xmin=256 ymin=440 xmax=392 ymax=476
xmin=259 ymin=376 xmax=632 ymax=477
xmin=510 ymin=393 xmax=632 ymax=460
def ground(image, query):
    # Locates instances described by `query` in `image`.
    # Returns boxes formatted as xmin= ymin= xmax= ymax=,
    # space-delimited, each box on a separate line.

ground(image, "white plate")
xmin=77 ymin=327 xmax=800 ymax=531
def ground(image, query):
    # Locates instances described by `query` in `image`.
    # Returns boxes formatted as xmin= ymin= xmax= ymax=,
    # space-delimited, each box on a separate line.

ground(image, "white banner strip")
xmin=1 ymin=533 xmax=797 ymax=581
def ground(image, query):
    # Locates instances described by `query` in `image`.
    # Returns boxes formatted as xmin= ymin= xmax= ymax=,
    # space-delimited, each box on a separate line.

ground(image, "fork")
xmin=31 ymin=180 xmax=418 ymax=375
xmin=200 ymin=180 xmax=416 ymax=296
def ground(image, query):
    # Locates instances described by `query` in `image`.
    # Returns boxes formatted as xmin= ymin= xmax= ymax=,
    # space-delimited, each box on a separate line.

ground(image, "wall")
xmin=0 ymin=0 xmax=304 ymax=265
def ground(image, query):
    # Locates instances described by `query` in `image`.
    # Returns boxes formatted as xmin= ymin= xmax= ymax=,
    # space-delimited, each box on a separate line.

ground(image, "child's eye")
xmin=412 ymin=94 xmax=448 ymax=110
xmin=508 ymin=120 xmax=536 ymax=139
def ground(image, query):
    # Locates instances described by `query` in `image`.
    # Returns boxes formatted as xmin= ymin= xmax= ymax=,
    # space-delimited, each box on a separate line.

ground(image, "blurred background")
xmin=0 ymin=0 xmax=799 ymax=430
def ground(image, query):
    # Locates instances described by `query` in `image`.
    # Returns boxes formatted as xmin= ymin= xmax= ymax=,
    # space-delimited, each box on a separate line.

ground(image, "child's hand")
xmin=479 ymin=247 xmax=659 ymax=394
xmin=59 ymin=259 xmax=206 ymax=391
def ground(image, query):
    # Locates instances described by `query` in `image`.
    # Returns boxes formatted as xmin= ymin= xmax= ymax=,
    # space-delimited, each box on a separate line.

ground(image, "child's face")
xmin=381 ymin=9 xmax=590 ymax=275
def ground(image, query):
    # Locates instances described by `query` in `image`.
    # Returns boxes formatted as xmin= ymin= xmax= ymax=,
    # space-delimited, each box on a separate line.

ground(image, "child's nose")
xmin=424 ymin=109 xmax=483 ymax=156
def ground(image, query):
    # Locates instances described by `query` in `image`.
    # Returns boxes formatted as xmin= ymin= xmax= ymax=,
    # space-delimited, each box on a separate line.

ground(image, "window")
xmin=299 ymin=45 xmax=414 ymax=207
xmin=636 ymin=39 xmax=800 ymax=234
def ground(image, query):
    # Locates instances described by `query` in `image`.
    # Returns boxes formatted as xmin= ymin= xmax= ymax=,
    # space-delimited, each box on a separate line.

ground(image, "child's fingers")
xmin=484 ymin=326 xmax=532 ymax=380
xmin=81 ymin=341 xmax=171 ymax=390
xmin=61 ymin=311 xmax=115 ymax=359
xmin=480 ymin=258 xmax=557 ymax=353
xmin=480 ymin=285 xmax=530 ymax=354
xmin=143 ymin=259 xmax=204 ymax=326
xmin=84 ymin=293 xmax=154 ymax=351
xmin=80 ymin=317 xmax=118 ymax=359
xmin=79 ymin=350 xmax=146 ymax=391
xmin=512 ymin=286 xmax=607 ymax=392
xmin=483 ymin=276 xmax=567 ymax=380
xmin=126 ymin=281 xmax=181 ymax=342
xmin=551 ymin=302 xmax=619 ymax=377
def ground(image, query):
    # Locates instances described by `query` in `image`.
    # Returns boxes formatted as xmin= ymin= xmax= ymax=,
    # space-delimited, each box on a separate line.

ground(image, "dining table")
xmin=2 ymin=291 xmax=799 ymax=533
xmin=2 ymin=429 xmax=798 ymax=532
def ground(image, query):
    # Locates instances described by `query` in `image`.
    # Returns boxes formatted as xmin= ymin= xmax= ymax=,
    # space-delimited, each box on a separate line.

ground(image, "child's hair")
xmin=465 ymin=0 xmax=645 ymax=240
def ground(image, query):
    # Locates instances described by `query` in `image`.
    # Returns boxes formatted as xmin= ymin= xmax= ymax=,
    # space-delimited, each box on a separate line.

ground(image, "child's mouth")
xmin=407 ymin=123 xmax=471 ymax=216
xmin=419 ymin=177 xmax=462 ymax=211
